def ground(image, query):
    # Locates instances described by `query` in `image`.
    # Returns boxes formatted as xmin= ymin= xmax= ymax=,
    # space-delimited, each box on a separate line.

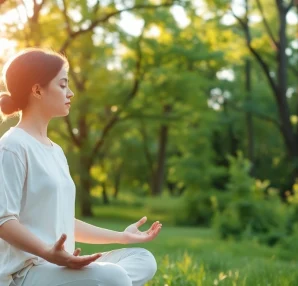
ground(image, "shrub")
xmin=214 ymin=152 xmax=292 ymax=246
xmin=175 ymin=189 xmax=228 ymax=226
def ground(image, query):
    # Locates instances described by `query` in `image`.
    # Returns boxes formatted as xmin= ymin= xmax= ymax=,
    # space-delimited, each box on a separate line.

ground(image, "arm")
xmin=75 ymin=218 xmax=125 ymax=244
xmin=0 ymin=150 xmax=100 ymax=269
xmin=0 ymin=219 xmax=51 ymax=259
xmin=75 ymin=216 xmax=162 ymax=245
xmin=0 ymin=219 xmax=101 ymax=269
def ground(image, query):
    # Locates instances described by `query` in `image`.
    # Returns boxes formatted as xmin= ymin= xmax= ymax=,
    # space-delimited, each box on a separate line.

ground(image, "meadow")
xmin=75 ymin=201 xmax=298 ymax=286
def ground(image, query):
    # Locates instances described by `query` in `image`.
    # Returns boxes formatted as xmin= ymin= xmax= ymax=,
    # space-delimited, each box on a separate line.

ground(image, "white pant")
xmin=12 ymin=248 xmax=157 ymax=286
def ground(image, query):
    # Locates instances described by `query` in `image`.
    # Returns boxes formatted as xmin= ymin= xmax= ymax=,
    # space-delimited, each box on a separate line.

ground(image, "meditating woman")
xmin=0 ymin=48 xmax=162 ymax=286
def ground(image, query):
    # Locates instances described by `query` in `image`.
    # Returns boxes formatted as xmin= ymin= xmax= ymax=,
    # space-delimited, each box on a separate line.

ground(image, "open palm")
xmin=123 ymin=216 xmax=162 ymax=244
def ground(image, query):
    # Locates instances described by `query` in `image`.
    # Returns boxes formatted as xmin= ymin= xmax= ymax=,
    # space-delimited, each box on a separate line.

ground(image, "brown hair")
xmin=0 ymin=48 xmax=68 ymax=121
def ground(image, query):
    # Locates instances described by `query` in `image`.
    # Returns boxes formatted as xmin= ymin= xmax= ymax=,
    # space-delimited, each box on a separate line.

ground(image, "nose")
xmin=67 ymin=87 xmax=74 ymax=98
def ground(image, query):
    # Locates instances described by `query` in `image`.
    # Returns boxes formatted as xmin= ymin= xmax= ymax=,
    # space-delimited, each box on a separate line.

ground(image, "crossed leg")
xmin=15 ymin=247 xmax=156 ymax=286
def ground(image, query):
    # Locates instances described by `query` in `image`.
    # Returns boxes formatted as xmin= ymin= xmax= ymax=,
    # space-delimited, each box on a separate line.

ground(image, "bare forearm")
xmin=0 ymin=219 xmax=49 ymax=259
xmin=74 ymin=219 xmax=125 ymax=244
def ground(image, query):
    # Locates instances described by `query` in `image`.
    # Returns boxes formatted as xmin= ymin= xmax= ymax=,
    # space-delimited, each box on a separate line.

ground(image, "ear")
xmin=32 ymin=84 xmax=42 ymax=99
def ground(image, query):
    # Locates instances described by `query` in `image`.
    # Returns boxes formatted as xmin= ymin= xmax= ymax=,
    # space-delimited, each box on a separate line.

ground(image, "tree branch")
xmin=61 ymin=0 xmax=72 ymax=35
xmin=231 ymin=8 xmax=277 ymax=93
xmin=31 ymin=0 xmax=45 ymax=22
xmin=285 ymin=0 xmax=294 ymax=13
xmin=68 ymin=62 xmax=85 ymax=91
xmin=255 ymin=0 xmax=279 ymax=48
xmin=229 ymin=101 xmax=281 ymax=128
xmin=59 ymin=1 xmax=174 ymax=53
xmin=63 ymin=115 xmax=81 ymax=147
xmin=92 ymin=0 xmax=100 ymax=16
xmin=90 ymin=26 xmax=145 ymax=161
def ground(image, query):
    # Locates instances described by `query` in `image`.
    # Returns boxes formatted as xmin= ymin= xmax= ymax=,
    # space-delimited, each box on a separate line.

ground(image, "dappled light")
xmin=0 ymin=0 xmax=297 ymax=285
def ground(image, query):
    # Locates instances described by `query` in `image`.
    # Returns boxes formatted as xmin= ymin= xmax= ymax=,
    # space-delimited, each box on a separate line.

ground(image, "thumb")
xmin=136 ymin=216 xmax=147 ymax=227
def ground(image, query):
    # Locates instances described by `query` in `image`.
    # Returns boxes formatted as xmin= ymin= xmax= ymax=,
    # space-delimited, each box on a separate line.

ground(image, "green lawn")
xmin=75 ymin=217 xmax=298 ymax=286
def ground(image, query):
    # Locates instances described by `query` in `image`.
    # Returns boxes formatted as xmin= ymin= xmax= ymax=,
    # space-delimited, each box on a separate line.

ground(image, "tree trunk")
xmin=275 ymin=2 xmax=298 ymax=192
xmin=223 ymin=101 xmax=239 ymax=156
xmin=274 ymin=7 xmax=297 ymax=159
xmin=238 ymin=0 xmax=298 ymax=191
xmin=102 ymin=182 xmax=109 ymax=205
xmin=245 ymin=59 xmax=255 ymax=175
xmin=151 ymin=105 xmax=171 ymax=196
xmin=113 ymin=171 xmax=121 ymax=199
xmin=80 ymin=163 xmax=93 ymax=217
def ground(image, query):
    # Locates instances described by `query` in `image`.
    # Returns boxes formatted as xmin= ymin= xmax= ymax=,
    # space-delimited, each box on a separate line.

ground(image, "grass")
xmin=75 ymin=216 xmax=298 ymax=286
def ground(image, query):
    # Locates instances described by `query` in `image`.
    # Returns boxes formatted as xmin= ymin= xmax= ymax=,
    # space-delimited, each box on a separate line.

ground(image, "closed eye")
xmin=60 ymin=85 xmax=67 ymax=89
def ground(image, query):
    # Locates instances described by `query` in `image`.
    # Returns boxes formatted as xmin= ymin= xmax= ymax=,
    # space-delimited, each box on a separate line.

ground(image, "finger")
xmin=80 ymin=255 xmax=102 ymax=267
xmin=152 ymin=222 xmax=160 ymax=231
xmin=73 ymin=248 xmax=81 ymax=256
xmin=55 ymin=234 xmax=67 ymax=250
xmin=150 ymin=225 xmax=162 ymax=237
xmin=73 ymin=253 xmax=102 ymax=264
xmin=149 ymin=221 xmax=158 ymax=230
xmin=67 ymin=255 xmax=96 ymax=269
xmin=155 ymin=225 xmax=162 ymax=235
xmin=146 ymin=223 xmax=155 ymax=234
xmin=68 ymin=253 xmax=102 ymax=268
xmin=146 ymin=222 xmax=160 ymax=234
xmin=136 ymin=216 xmax=147 ymax=228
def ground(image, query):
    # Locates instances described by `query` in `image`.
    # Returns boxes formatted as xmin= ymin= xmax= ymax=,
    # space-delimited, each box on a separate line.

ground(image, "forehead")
xmin=54 ymin=67 xmax=68 ymax=81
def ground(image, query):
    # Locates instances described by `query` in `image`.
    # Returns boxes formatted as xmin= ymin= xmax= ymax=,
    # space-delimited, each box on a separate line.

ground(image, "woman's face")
xmin=39 ymin=66 xmax=74 ymax=118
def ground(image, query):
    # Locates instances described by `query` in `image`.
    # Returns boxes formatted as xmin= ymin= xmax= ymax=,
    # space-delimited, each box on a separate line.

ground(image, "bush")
xmin=175 ymin=189 xmax=228 ymax=226
xmin=213 ymin=152 xmax=292 ymax=246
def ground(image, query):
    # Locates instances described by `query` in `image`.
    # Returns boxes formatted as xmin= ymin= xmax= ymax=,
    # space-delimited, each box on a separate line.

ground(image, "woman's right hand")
xmin=42 ymin=233 xmax=102 ymax=269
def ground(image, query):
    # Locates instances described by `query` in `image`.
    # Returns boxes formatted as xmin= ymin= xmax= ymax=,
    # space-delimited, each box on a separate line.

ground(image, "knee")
xmin=95 ymin=263 xmax=132 ymax=286
xmin=138 ymin=248 xmax=157 ymax=280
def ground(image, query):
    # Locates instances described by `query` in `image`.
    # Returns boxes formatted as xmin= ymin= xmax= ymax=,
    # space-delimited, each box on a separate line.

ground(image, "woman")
xmin=0 ymin=48 xmax=162 ymax=286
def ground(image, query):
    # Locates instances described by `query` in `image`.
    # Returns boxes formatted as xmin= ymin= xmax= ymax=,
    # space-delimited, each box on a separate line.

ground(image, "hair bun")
xmin=0 ymin=92 xmax=19 ymax=115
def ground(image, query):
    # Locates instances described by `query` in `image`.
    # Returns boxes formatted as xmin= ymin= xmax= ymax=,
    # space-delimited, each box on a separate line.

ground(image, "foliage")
xmin=0 ymin=0 xmax=297 ymax=224
xmin=213 ymin=153 xmax=294 ymax=246
xmin=77 ymin=218 xmax=298 ymax=286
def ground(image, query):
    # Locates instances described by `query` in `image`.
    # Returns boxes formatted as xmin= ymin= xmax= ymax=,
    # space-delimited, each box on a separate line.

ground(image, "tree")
xmin=0 ymin=0 xmax=179 ymax=216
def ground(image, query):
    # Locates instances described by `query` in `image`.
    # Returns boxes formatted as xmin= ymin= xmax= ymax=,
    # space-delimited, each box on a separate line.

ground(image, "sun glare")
xmin=0 ymin=3 xmax=27 ymax=59
xmin=0 ymin=38 xmax=17 ymax=58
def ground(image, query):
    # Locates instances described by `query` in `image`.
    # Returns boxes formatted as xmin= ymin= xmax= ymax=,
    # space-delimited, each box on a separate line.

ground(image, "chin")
xmin=53 ymin=111 xmax=70 ymax=118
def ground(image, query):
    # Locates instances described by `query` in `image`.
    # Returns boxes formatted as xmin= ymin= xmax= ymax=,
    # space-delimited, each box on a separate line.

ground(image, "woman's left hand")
xmin=122 ymin=216 xmax=162 ymax=244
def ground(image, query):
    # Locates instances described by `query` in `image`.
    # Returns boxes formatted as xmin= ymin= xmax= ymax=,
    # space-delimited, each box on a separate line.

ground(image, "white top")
xmin=0 ymin=127 xmax=76 ymax=286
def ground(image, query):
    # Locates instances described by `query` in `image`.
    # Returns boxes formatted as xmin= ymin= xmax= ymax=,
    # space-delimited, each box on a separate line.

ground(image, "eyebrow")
xmin=60 ymin=78 xmax=69 ymax=83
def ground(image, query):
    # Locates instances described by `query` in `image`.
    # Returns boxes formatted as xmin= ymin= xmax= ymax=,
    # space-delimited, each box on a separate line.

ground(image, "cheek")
xmin=43 ymin=88 xmax=65 ymax=108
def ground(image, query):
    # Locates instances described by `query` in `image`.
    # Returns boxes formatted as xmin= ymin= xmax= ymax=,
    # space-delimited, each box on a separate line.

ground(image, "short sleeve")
xmin=0 ymin=149 xmax=26 ymax=226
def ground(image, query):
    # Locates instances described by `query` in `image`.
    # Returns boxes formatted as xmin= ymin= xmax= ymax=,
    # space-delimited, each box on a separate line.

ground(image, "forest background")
xmin=0 ymin=0 xmax=298 ymax=285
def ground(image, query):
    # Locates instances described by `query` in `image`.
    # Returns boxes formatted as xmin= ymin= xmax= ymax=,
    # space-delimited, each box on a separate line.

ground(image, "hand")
xmin=42 ymin=234 xmax=102 ymax=269
xmin=122 ymin=216 xmax=162 ymax=244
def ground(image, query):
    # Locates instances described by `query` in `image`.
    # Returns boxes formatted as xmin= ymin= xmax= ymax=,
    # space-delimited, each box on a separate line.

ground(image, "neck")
xmin=16 ymin=109 xmax=50 ymax=139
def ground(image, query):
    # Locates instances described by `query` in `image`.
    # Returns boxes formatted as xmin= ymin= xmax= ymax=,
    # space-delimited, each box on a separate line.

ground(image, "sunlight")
xmin=170 ymin=5 xmax=190 ymax=29
xmin=118 ymin=12 xmax=144 ymax=36
xmin=216 ymin=69 xmax=235 ymax=82
xmin=145 ymin=25 xmax=161 ymax=38
xmin=0 ymin=3 xmax=26 ymax=59
xmin=0 ymin=39 xmax=17 ymax=58
xmin=0 ymin=4 xmax=27 ymax=26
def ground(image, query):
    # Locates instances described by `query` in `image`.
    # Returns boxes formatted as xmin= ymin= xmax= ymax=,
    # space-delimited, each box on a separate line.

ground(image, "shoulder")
xmin=0 ymin=128 xmax=29 ymax=164
xmin=0 ymin=128 xmax=25 ymax=149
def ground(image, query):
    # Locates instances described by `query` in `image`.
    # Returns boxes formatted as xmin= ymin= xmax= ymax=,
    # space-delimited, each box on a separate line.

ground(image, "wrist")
xmin=120 ymin=232 xmax=129 ymax=244
xmin=38 ymin=244 xmax=52 ymax=261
